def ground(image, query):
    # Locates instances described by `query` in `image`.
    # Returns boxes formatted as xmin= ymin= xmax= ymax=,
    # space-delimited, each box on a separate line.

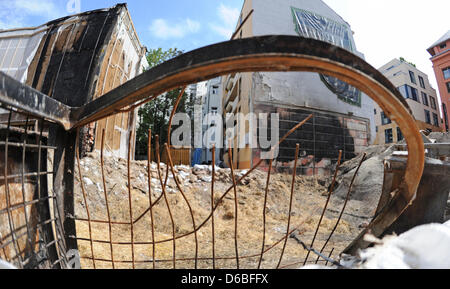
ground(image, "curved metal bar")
xmin=68 ymin=35 xmax=422 ymax=256
xmin=164 ymin=144 xmax=199 ymax=269
xmin=71 ymin=37 xmax=424 ymax=241
xmin=73 ymin=35 xmax=411 ymax=126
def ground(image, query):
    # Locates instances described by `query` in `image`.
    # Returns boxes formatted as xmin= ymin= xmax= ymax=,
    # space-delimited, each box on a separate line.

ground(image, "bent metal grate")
xmin=0 ymin=35 xmax=424 ymax=269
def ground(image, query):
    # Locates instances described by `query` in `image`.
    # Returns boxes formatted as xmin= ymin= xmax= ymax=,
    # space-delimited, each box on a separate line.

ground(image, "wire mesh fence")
xmin=0 ymin=105 xmax=73 ymax=269
xmin=0 ymin=35 xmax=424 ymax=269
xmin=67 ymin=111 xmax=368 ymax=269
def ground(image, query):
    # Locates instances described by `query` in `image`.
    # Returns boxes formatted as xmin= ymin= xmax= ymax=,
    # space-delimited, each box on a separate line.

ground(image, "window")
xmin=398 ymin=85 xmax=408 ymax=98
xmin=398 ymin=85 xmax=419 ymax=102
xmin=418 ymin=76 xmax=425 ymax=89
xmin=444 ymin=67 xmax=450 ymax=80
xmin=430 ymin=96 xmax=437 ymax=110
xmin=447 ymin=82 xmax=450 ymax=93
xmin=443 ymin=103 xmax=449 ymax=132
xmin=409 ymin=71 xmax=416 ymax=84
xmin=381 ymin=112 xmax=392 ymax=125
xmin=424 ymin=110 xmax=431 ymax=124
xmin=397 ymin=127 xmax=404 ymax=142
xmin=385 ymin=129 xmax=393 ymax=144
xmin=410 ymin=87 xmax=418 ymax=102
xmin=441 ymin=43 xmax=447 ymax=49
xmin=386 ymin=65 xmax=395 ymax=71
xmin=433 ymin=113 xmax=439 ymax=127
xmin=212 ymin=86 xmax=219 ymax=95
xmin=421 ymin=92 xmax=429 ymax=106
xmin=374 ymin=109 xmax=377 ymax=115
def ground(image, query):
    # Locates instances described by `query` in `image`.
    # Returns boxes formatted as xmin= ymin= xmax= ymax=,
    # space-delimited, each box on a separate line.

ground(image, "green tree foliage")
xmin=146 ymin=47 xmax=182 ymax=68
xmin=135 ymin=48 xmax=193 ymax=158
xmin=399 ymin=57 xmax=416 ymax=68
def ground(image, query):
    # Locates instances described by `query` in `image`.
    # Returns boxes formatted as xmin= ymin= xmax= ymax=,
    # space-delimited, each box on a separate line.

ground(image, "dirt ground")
xmin=73 ymin=150 xmax=383 ymax=269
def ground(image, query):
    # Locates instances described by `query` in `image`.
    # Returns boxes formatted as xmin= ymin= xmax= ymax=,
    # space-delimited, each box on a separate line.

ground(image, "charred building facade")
xmin=222 ymin=0 xmax=375 ymax=174
xmin=0 ymin=4 xmax=148 ymax=159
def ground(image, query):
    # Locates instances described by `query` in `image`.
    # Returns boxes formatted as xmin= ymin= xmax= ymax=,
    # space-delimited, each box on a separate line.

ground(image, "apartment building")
xmin=428 ymin=31 xmax=450 ymax=132
xmin=222 ymin=0 xmax=375 ymax=173
xmin=374 ymin=58 xmax=442 ymax=144
xmin=201 ymin=77 xmax=223 ymax=164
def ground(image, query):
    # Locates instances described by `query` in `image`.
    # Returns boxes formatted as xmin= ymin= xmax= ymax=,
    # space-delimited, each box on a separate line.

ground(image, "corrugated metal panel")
xmin=0 ymin=28 xmax=46 ymax=83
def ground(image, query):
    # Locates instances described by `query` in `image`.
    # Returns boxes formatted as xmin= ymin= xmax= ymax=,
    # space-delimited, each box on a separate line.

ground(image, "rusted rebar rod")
xmin=20 ymin=116 xmax=34 ymax=253
xmin=3 ymin=111 xmax=23 ymax=267
xmin=211 ymin=145 xmax=216 ymax=269
xmin=75 ymin=128 xmax=96 ymax=269
xmin=127 ymin=131 xmax=135 ymax=269
xmin=155 ymin=136 xmax=176 ymax=269
xmin=100 ymin=129 xmax=115 ymax=268
xmin=227 ymin=144 xmax=240 ymax=269
xmin=315 ymin=153 xmax=367 ymax=264
xmin=165 ymin=144 xmax=199 ymax=269
xmin=257 ymin=158 xmax=272 ymax=269
xmin=303 ymin=150 xmax=343 ymax=265
xmin=277 ymin=144 xmax=300 ymax=269
xmin=147 ymin=129 xmax=156 ymax=270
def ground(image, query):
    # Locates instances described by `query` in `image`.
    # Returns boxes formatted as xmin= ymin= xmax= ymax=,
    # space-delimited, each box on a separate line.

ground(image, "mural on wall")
xmin=291 ymin=7 xmax=362 ymax=107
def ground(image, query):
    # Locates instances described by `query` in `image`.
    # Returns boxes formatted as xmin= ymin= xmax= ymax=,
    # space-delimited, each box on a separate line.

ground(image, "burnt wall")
xmin=21 ymin=6 xmax=125 ymax=256
xmin=26 ymin=6 xmax=123 ymax=156
xmin=254 ymin=103 xmax=369 ymax=175
xmin=28 ymin=7 xmax=122 ymax=107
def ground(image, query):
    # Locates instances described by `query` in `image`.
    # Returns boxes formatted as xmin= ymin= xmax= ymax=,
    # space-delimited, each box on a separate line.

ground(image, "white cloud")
xmin=14 ymin=0 xmax=60 ymax=18
xmin=323 ymin=0 xmax=450 ymax=101
xmin=210 ymin=3 xmax=240 ymax=39
xmin=149 ymin=18 xmax=201 ymax=39
xmin=0 ymin=0 xmax=64 ymax=30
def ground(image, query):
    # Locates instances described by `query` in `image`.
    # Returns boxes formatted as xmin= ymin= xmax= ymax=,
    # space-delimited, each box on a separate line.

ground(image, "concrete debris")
xmin=73 ymin=151 xmax=364 ymax=269
xmin=348 ymin=221 xmax=450 ymax=269
xmin=302 ymin=221 xmax=450 ymax=269
xmin=331 ymin=145 xmax=396 ymax=217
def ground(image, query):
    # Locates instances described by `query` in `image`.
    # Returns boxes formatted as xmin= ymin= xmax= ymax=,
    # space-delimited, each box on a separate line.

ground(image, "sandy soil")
xmin=74 ymin=151 xmax=380 ymax=269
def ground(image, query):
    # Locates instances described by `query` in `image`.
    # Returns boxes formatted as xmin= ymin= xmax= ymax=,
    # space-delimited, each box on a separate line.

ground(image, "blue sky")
xmin=0 ymin=0 xmax=449 ymax=95
xmin=0 ymin=0 xmax=244 ymax=53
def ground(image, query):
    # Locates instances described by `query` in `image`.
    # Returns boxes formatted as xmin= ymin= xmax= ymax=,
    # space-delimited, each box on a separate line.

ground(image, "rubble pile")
xmin=74 ymin=150 xmax=375 ymax=269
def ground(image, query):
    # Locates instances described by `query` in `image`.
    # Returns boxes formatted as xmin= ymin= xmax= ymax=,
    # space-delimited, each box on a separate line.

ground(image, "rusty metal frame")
xmin=0 ymin=72 xmax=72 ymax=130
xmin=73 ymin=35 xmax=425 ymax=252
xmin=0 ymin=35 xmax=425 ymax=262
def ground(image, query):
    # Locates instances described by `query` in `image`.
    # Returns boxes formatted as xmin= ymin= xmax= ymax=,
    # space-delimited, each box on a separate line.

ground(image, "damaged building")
xmin=222 ymin=0 xmax=376 ymax=173
xmin=0 ymin=3 xmax=148 ymax=159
